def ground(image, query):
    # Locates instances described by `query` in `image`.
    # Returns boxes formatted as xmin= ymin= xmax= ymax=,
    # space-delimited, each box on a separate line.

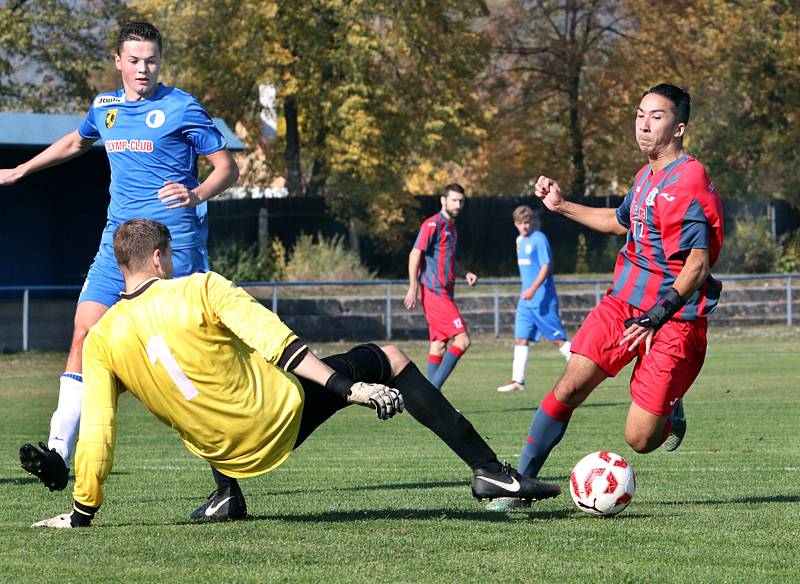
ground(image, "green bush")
xmin=209 ymin=238 xmax=286 ymax=282
xmin=715 ymin=216 xmax=779 ymax=273
xmin=777 ymin=229 xmax=800 ymax=274
xmin=589 ymin=235 xmax=624 ymax=273
xmin=284 ymin=233 xmax=375 ymax=282
xmin=575 ymin=234 xmax=590 ymax=273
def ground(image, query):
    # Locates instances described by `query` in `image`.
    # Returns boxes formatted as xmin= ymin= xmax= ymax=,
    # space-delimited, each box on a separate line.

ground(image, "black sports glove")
xmin=624 ymin=287 xmax=687 ymax=331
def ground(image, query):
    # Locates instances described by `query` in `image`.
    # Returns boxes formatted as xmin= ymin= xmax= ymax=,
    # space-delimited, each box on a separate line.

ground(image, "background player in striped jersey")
xmin=489 ymin=83 xmax=723 ymax=510
xmin=497 ymin=205 xmax=571 ymax=393
xmin=30 ymin=219 xmax=560 ymax=527
xmin=404 ymin=184 xmax=478 ymax=391
xmin=0 ymin=22 xmax=239 ymax=491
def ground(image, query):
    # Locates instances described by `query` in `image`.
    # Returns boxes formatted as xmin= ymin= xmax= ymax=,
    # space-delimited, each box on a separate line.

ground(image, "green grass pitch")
xmin=1 ymin=327 xmax=798 ymax=583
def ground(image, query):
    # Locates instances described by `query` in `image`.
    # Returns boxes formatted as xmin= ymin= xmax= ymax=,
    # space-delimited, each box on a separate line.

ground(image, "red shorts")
xmin=420 ymin=286 xmax=467 ymax=342
xmin=571 ymin=295 xmax=707 ymax=416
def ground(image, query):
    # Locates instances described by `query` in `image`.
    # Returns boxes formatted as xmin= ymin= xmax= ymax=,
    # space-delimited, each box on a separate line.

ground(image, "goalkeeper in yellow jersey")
xmin=31 ymin=219 xmax=560 ymax=528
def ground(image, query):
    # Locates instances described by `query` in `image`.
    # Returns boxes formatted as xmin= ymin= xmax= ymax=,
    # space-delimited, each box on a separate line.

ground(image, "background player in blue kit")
xmin=497 ymin=205 xmax=571 ymax=393
xmin=0 ymin=22 xmax=239 ymax=491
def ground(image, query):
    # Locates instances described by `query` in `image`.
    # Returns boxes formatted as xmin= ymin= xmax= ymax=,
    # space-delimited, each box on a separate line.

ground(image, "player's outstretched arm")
xmin=534 ymin=175 xmax=626 ymax=236
xmin=159 ymin=148 xmax=240 ymax=209
xmin=292 ymin=350 xmax=404 ymax=420
xmin=0 ymin=130 xmax=94 ymax=186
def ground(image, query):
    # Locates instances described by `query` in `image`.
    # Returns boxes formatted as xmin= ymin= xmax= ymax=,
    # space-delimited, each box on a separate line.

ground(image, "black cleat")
xmin=472 ymin=463 xmax=561 ymax=502
xmin=189 ymin=486 xmax=247 ymax=521
xmin=19 ymin=442 xmax=69 ymax=492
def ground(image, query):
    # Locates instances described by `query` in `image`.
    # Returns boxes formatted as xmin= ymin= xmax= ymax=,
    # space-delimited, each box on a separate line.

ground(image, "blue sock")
xmin=426 ymin=354 xmax=442 ymax=381
xmin=518 ymin=390 xmax=575 ymax=478
xmin=430 ymin=346 xmax=464 ymax=390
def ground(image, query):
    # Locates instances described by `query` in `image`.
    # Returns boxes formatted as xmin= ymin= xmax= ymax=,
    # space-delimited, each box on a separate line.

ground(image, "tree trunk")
xmin=568 ymin=74 xmax=586 ymax=197
xmin=306 ymin=126 xmax=328 ymax=197
xmin=348 ymin=216 xmax=360 ymax=256
xmin=284 ymin=95 xmax=303 ymax=196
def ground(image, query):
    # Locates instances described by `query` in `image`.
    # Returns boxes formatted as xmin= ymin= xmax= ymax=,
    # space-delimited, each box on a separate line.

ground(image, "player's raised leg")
xmin=624 ymin=402 xmax=674 ymax=453
xmin=627 ymin=317 xmax=705 ymax=453
xmin=662 ymin=398 xmax=686 ymax=451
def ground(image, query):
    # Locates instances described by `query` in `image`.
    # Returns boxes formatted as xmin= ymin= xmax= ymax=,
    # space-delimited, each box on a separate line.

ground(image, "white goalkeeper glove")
xmin=348 ymin=382 xmax=405 ymax=420
xmin=32 ymin=513 xmax=73 ymax=529
xmin=325 ymin=372 xmax=405 ymax=420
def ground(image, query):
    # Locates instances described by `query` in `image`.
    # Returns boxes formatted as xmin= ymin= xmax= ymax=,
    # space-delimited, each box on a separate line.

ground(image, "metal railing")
xmin=1 ymin=274 xmax=796 ymax=351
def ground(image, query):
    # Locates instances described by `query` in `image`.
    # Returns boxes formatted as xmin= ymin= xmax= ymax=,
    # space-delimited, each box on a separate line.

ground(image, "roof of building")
xmin=0 ymin=112 xmax=244 ymax=151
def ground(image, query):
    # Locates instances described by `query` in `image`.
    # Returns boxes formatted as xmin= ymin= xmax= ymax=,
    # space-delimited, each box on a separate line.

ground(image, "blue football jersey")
xmin=78 ymin=84 xmax=226 ymax=250
xmin=516 ymin=231 xmax=558 ymax=306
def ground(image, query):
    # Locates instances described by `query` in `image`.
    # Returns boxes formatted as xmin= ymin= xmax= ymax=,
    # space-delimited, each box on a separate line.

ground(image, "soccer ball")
xmin=569 ymin=451 xmax=635 ymax=516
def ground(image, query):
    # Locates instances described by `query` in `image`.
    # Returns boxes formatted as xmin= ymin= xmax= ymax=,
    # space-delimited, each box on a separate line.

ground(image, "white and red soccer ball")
xmin=569 ymin=451 xmax=636 ymax=516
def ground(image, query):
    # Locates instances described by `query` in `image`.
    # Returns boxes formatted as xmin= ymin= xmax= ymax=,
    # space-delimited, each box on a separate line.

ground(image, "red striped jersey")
xmin=612 ymin=154 xmax=724 ymax=319
xmin=414 ymin=212 xmax=458 ymax=298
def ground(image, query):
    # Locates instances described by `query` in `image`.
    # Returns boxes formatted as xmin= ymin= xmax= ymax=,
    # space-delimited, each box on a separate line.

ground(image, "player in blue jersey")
xmin=497 ymin=206 xmax=571 ymax=393
xmin=0 ymin=22 xmax=239 ymax=491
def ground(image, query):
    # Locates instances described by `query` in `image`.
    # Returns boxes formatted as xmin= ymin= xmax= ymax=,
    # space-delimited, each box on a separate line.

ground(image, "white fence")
xmin=1 ymin=274 xmax=796 ymax=351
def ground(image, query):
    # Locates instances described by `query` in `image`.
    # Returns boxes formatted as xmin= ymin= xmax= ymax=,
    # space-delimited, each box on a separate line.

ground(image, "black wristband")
xmin=70 ymin=501 xmax=98 ymax=527
xmin=324 ymin=371 xmax=353 ymax=400
xmin=624 ymin=287 xmax=687 ymax=331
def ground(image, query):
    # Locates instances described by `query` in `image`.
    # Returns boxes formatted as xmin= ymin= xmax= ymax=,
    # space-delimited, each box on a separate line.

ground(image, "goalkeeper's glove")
xmin=624 ymin=287 xmax=687 ymax=331
xmin=325 ymin=372 xmax=405 ymax=420
xmin=31 ymin=503 xmax=96 ymax=528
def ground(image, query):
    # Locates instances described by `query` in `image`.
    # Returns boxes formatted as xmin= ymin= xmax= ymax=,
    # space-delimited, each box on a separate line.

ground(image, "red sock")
xmin=427 ymin=354 xmax=443 ymax=365
xmin=448 ymin=345 xmax=464 ymax=358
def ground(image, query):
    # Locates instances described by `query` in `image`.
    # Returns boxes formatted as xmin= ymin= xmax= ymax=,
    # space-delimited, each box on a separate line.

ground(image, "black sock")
xmin=390 ymin=362 xmax=502 ymax=473
xmin=211 ymin=466 xmax=240 ymax=492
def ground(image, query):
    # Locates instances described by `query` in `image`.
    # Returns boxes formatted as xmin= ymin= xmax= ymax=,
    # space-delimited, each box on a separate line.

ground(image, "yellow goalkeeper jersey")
xmin=73 ymin=272 xmax=305 ymax=509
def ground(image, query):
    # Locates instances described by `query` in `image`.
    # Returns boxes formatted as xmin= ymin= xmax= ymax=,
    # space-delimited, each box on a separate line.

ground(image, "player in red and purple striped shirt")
xmin=488 ymin=84 xmax=724 ymax=510
xmin=404 ymin=184 xmax=477 ymax=390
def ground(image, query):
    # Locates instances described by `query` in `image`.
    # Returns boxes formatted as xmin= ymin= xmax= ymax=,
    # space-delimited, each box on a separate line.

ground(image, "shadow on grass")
xmin=662 ymin=494 xmax=800 ymax=505
xmin=1 ymin=469 xmax=129 ymax=487
xmin=170 ymin=478 xmax=569 ymax=502
xmin=467 ymin=401 xmax=627 ymax=415
xmin=170 ymin=506 xmax=577 ymax=525
xmin=0 ymin=475 xmax=40 ymax=486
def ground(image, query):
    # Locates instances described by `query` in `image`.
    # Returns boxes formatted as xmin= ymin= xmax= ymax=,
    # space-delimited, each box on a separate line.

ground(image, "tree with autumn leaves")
xmin=2 ymin=0 xmax=797 ymax=217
